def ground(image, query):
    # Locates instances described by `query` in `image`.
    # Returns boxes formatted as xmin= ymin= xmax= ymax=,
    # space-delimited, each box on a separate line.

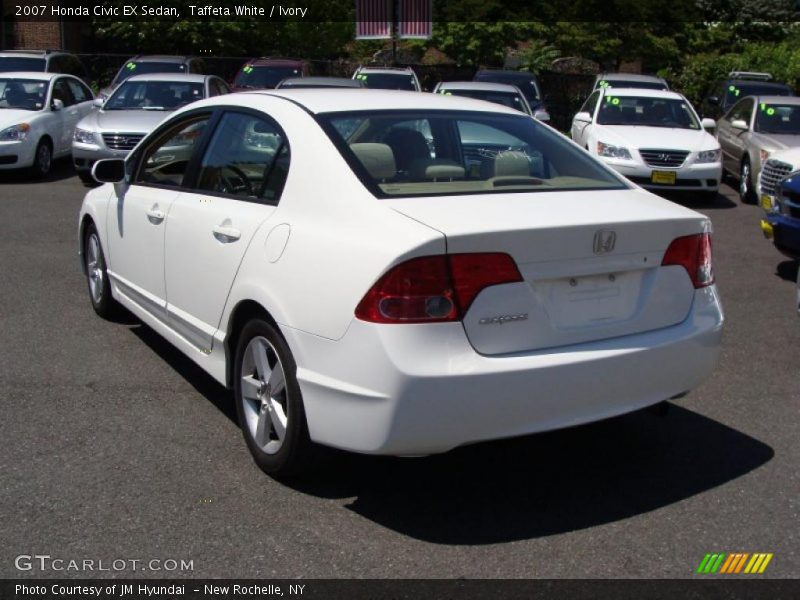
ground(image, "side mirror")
xmin=51 ymin=98 xmax=64 ymax=111
xmin=92 ymin=158 xmax=126 ymax=184
xmin=92 ymin=97 xmax=104 ymax=108
xmin=731 ymin=119 xmax=749 ymax=131
xmin=701 ymin=118 xmax=716 ymax=130
xmin=707 ymin=96 xmax=719 ymax=106
xmin=534 ymin=110 xmax=551 ymax=122
xmin=573 ymin=111 xmax=592 ymax=123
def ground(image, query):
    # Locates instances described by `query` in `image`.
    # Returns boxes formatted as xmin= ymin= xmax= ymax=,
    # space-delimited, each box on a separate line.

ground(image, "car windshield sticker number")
xmin=606 ymin=96 xmax=620 ymax=105
xmin=243 ymin=66 xmax=254 ymax=73
xmin=126 ymin=62 xmax=136 ymax=70
xmin=599 ymin=80 xmax=609 ymax=88
xmin=729 ymin=85 xmax=740 ymax=97
xmin=760 ymin=103 xmax=776 ymax=116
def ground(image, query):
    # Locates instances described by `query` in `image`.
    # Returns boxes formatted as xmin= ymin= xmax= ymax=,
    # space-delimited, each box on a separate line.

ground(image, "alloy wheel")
xmin=240 ymin=336 xmax=289 ymax=455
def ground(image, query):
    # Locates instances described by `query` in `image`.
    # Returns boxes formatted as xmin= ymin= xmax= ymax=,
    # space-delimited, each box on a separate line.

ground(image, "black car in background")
xmin=473 ymin=69 xmax=547 ymax=114
xmin=701 ymin=71 xmax=794 ymax=120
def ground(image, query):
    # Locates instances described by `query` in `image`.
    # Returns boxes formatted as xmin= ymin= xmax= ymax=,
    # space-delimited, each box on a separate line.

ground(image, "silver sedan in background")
xmin=716 ymin=95 xmax=800 ymax=203
xmin=72 ymin=73 xmax=229 ymax=185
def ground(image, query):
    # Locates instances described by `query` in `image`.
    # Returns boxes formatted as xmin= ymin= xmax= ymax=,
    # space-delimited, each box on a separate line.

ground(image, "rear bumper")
xmin=285 ymin=286 xmax=724 ymax=455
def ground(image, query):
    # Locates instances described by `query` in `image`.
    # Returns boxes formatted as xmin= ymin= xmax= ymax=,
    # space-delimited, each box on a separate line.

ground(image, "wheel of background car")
xmin=740 ymin=157 xmax=756 ymax=204
xmin=84 ymin=223 xmax=119 ymax=319
xmin=234 ymin=318 xmax=316 ymax=477
xmin=31 ymin=138 xmax=52 ymax=178
xmin=219 ymin=165 xmax=254 ymax=196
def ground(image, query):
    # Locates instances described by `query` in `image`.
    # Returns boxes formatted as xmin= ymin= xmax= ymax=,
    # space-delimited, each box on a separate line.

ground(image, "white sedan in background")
xmin=0 ymin=72 xmax=94 ymax=177
xmin=432 ymin=81 xmax=547 ymax=119
xmin=571 ymin=88 xmax=722 ymax=198
xmin=80 ymin=90 xmax=723 ymax=477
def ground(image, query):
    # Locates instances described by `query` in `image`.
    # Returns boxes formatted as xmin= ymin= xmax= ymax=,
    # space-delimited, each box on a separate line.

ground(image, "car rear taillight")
xmin=661 ymin=233 xmax=714 ymax=288
xmin=355 ymin=253 xmax=522 ymax=323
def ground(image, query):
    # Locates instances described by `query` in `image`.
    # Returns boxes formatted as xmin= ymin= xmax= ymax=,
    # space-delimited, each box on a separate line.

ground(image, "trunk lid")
xmin=386 ymin=188 xmax=708 ymax=355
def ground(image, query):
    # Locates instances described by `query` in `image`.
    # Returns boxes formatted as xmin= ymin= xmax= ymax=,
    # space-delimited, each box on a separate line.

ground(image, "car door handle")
xmin=146 ymin=207 xmax=166 ymax=223
xmin=212 ymin=225 xmax=241 ymax=242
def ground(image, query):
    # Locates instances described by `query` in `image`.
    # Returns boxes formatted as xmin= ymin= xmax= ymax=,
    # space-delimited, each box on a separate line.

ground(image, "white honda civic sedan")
xmin=571 ymin=88 xmax=722 ymax=198
xmin=79 ymin=89 xmax=724 ymax=476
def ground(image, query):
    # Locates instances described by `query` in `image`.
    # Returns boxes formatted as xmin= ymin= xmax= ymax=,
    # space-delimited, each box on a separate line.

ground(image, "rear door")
xmin=163 ymin=109 xmax=289 ymax=351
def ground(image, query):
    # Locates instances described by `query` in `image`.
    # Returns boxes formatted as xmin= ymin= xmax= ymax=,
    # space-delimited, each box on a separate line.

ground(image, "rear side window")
xmin=321 ymin=110 xmax=625 ymax=198
xmin=194 ymin=111 xmax=289 ymax=204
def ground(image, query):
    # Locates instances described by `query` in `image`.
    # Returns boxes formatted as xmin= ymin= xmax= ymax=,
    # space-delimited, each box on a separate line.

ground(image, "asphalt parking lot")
xmin=1 ymin=161 xmax=798 ymax=579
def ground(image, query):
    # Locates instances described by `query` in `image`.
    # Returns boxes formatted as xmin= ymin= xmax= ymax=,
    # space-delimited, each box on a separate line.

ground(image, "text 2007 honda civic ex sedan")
xmin=79 ymin=90 xmax=724 ymax=476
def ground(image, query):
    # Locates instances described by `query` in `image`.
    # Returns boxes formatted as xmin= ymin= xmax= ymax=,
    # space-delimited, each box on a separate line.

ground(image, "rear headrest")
xmin=493 ymin=151 xmax=530 ymax=177
xmin=409 ymin=159 xmax=465 ymax=181
xmin=350 ymin=143 xmax=396 ymax=180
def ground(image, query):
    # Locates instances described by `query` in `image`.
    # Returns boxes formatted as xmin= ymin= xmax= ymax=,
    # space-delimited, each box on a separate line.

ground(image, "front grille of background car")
xmin=102 ymin=133 xmax=144 ymax=151
xmin=639 ymin=149 xmax=690 ymax=168
xmin=761 ymin=159 xmax=793 ymax=198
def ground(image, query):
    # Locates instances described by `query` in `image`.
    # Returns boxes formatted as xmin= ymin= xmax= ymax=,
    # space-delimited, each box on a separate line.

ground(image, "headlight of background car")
xmin=73 ymin=128 xmax=97 ymax=145
xmin=0 ymin=123 xmax=31 ymax=142
xmin=597 ymin=141 xmax=632 ymax=160
xmin=696 ymin=149 xmax=721 ymax=163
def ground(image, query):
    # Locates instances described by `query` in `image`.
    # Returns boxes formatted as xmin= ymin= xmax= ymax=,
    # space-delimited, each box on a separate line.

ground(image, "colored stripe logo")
xmin=697 ymin=553 xmax=773 ymax=574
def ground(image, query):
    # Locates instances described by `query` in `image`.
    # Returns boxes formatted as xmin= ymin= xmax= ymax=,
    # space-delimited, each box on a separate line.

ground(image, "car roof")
xmin=437 ymin=81 xmax=521 ymax=93
xmin=751 ymin=95 xmax=800 ymax=104
xmin=356 ymin=67 xmax=415 ymax=75
xmin=279 ymin=77 xmax=361 ymax=87
xmin=124 ymin=73 xmax=210 ymax=83
xmin=0 ymin=50 xmax=68 ymax=57
xmin=475 ymin=69 xmax=539 ymax=80
xmin=248 ymin=57 xmax=306 ymax=67
xmin=239 ymin=88 xmax=522 ymax=115
xmin=727 ymin=79 xmax=792 ymax=89
xmin=0 ymin=71 xmax=60 ymax=81
xmin=129 ymin=55 xmax=194 ymax=63
xmin=597 ymin=73 xmax=665 ymax=83
xmin=601 ymin=87 xmax=682 ymax=99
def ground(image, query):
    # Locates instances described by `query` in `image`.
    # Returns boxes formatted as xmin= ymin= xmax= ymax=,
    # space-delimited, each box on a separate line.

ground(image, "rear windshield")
xmin=320 ymin=110 xmax=625 ymax=198
xmin=235 ymin=66 xmax=302 ymax=89
xmin=755 ymin=103 xmax=800 ymax=134
xmin=357 ymin=73 xmax=417 ymax=91
xmin=105 ymin=80 xmax=204 ymax=111
xmin=725 ymin=83 xmax=793 ymax=107
xmin=0 ymin=57 xmax=47 ymax=72
xmin=474 ymin=73 xmax=541 ymax=102
xmin=441 ymin=89 xmax=530 ymax=114
xmin=597 ymin=79 xmax=667 ymax=90
xmin=114 ymin=61 xmax=187 ymax=85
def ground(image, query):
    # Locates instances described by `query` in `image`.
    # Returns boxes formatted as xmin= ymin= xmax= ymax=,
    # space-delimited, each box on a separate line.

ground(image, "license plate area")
xmin=761 ymin=194 xmax=775 ymax=211
xmin=651 ymin=170 xmax=677 ymax=185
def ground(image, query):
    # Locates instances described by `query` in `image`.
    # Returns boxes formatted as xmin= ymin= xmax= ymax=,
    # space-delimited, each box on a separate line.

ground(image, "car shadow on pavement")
xmin=289 ymin=405 xmax=773 ymax=544
xmin=0 ymin=158 xmax=76 ymax=184
xmin=128 ymin=322 xmax=239 ymax=425
xmin=775 ymin=260 xmax=798 ymax=283
xmin=119 ymin=318 xmax=774 ymax=546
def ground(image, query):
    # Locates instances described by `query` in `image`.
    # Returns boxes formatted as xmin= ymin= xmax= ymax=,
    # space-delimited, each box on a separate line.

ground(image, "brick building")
xmin=1 ymin=1 xmax=87 ymax=51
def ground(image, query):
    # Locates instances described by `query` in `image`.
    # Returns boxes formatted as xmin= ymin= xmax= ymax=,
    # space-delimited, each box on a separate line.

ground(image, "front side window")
xmin=52 ymin=79 xmax=76 ymax=107
xmin=579 ymin=91 xmax=601 ymax=115
xmin=597 ymin=95 xmax=700 ymax=129
xmin=105 ymin=80 xmax=204 ymax=111
xmin=754 ymin=103 xmax=800 ymax=134
xmin=0 ymin=78 xmax=48 ymax=110
xmin=321 ymin=110 xmax=625 ymax=198
xmin=194 ymin=112 xmax=289 ymax=203
xmin=725 ymin=98 xmax=754 ymax=124
xmin=136 ymin=117 xmax=210 ymax=188
xmin=67 ymin=79 xmax=92 ymax=103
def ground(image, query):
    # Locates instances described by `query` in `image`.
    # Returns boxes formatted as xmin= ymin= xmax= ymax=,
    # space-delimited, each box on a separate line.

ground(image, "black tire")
xmin=234 ymin=319 xmax=316 ymax=477
xmin=739 ymin=157 xmax=757 ymax=204
xmin=30 ymin=138 xmax=52 ymax=179
xmin=83 ymin=223 xmax=119 ymax=319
